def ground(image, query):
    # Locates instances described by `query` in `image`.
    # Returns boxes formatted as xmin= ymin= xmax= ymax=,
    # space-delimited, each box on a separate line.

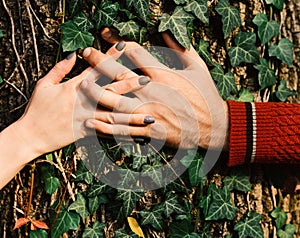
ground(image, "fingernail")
xmin=115 ymin=41 xmax=126 ymax=51
xmin=139 ymin=76 xmax=150 ymax=85
xmin=66 ymin=52 xmax=75 ymax=60
xmin=85 ymin=120 xmax=94 ymax=128
xmin=83 ymin=47 xmax=92 ymax=58
xmin=134 ymin=137 xmax=151 ymax=144
xmin=144 ymin=116 xmax=155 ymax=124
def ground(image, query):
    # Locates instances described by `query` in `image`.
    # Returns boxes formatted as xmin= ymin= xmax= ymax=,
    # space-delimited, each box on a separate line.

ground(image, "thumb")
xmin=39 ymin=52 xmax=77 ymax=85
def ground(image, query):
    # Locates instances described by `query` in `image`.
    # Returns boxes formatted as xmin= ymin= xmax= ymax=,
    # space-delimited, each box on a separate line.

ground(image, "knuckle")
xmin=115 ymin=70 xmax=132 ymax=81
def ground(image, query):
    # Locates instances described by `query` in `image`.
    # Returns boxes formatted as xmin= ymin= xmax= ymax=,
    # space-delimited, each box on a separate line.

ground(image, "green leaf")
xmin=228 ymin=32 xmax=259 ymax=67
xmin=118 ymin=168 xmax=138 ymax=188
xmin=181 ymin=150 xmax=204 ymax=186
xmin=265 ymin=0 xmax=285 ymax=10
xmin=271 ymin=207 xmax=287 ymax=229
xmin=237 ymin=88 xmax=254 ymax=102
xmin=87 ymin=181 xmax=111 ymax=198
xmin=195 ymin=39 xmax=213 ymax=65
xmin=126 ymin=0 xmax=149 ymax=21
xmin=184 ymin=0 xmax=209 ymax=24
xmin=88 ymin=195 xmax=108 ymax=214
xmin=223 ymin=170 xmax=252 ymax=192
xmin=0 ymin=29 xmax=3 ymax=38
xmin=174 ymin=0 xmax=189 ymax=4
xmin=41 ymin=165 xmax=60 ymax=195
xmin=73 ymin=160 xmax=94 ymax=184
xmin=276 ymin=80 xmax=296 ymax=102
xmin=114 ymin=20 xmax=140 ymax=41
xmin=30 ymin=229 xmax=48 ymax=238
xmin=206 ymin=186 xmax=237 ymax=220
xmin=0 ymin=76 xmax=3 ymax=84
xmin=67 ymin=0 xmax=82 ymax=16
xmin=60 ymin=21 xmax=94 ymax=52
xmin=142 ymin=163 xmax=163 ymax=187
xmin=68 ymin=193 xmax=89 ymax=219
xmin=73 ymin=12 xmax=94 ymax=31
xmin=140 ymin=205 xmax=164 ymax=230
xmin=82 ymin=221 xmax=105 ymax=238
xmin=51 ymin=205 xmax=80 ymax=238
xmin=253 ymin=13 xmax=280 ymax=45
xmin=158 ymin=6 xmax=194 ymax=49
xmin=269 ymin=38 xmax=294 ymax=66
xmin=170 ymin=220 xmax=199 ymax=238
xmin=116 ymin=189 xmax=142 ymax=217
xmin=215 ymin=0 xmax=241 ymax=39
xmin=163 ymin=192 xmax=185 ymax=217
xmin=254 ymin=58 xmax=276 ymax=89
xmin=94 ymin=1 xmax=119 ymax=28
xmin=277 ymin=224 xmax=296 ymax=238
xmin=234 ymin=212 xmax=264 ymax=238
xmin=115 ymin=228 xmax=139 ymax=238
xmin=132 ymin=154 xmax=147 ymax=170
xmin=200 ymin=193 xmax=212 ymax=217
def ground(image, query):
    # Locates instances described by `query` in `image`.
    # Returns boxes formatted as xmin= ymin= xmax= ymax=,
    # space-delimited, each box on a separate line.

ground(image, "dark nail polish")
xmin=139 ymin=76 xmax=150 ymax=85
xmin=115 ymin=41 xmax=126 ymax=51
xmin=134 ymin=137 xmax=151 ymax=144
xmin=144 ymin=116 xmax=155 ymax=124
xmin=66 ymin=52 xmax=76 ymax=60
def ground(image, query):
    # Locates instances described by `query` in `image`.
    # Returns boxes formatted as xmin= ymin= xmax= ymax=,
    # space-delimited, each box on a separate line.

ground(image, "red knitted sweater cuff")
xmin=227 ymin=100 xmax=300 ymax=166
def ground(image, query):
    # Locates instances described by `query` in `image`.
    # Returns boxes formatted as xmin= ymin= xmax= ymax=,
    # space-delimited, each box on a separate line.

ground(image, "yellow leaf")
xmin=127 ymin=217 xmax=145 ymax=238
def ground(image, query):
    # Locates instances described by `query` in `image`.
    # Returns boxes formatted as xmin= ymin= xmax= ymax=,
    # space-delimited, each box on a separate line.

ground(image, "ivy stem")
xmin=26 ymin=163 xmax=36 ymax=218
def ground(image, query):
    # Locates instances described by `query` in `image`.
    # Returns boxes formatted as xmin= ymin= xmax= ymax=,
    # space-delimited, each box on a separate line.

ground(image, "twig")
xmin=26 ymin=0 xmax=40 ymax=78
xmin=25 ymin=163 xmax=36 ymax=217
xmin=2 ymin=0 xmax=30 ymax=94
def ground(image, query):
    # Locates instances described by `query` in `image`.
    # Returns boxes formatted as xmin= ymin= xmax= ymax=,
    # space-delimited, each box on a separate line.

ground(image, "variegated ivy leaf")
xmin=269 ymin=38 xmax=294 ymax=66
xmin=67 ymin=0 xmax=82 ymax=17
xmin=254 ymin=58 xmax=276 ymax=89
xmin=215 ymin=0 xmax=241 ymax=39
xmin=114 ymin=20 xmax=140 ymax=41
xmin=115 ymin=229 xmax=139 ymax=238
xmin=60 ymin=21 xmax=94 ymax=52
xmin=174 ymin=0 xmax=189 ymax=4
xmin=237 ymin=88 xmax=254 ymax=102
xmin=210 ymin=64 xmax=238 ymax=99
xmin=94 ymin=1 xmax=119 ymax=28
xmin=181 ymin=150 xmax=204 ymax=186
xmin=163 ymin=192 xmax=185 ymax=217
xmin=82 ymin=221 xmax=105 ymax=238
xmin=253 ymin=13 xmax=279 ymax=45
xmin=277 ymin=224 xmax=296 ymax=238
xmin=223 ymin=170 xmax=252 ymax=192
xmin=126 ymin=0 xmax=149 ymax=22
xmin=275 ymin=80 xmax=296 ymax=102
xmin=140 ymin=205 xmax=164 ymax=230
xmin=228 ymin=31 xmax=259 ymax=67
xmin=184 ymin=0 xmax=209 ymax=24
xmin=73 ymin=12 xmax=93 ymax=31
xmin=194 ymin=39 xmax=213 ymax=65
xmin=116 ymin=189 xmax=143 ymax=217
xmin=266 ymin=0 xmax=285 ymax=10
xmin=68 ymin=193 xmax=89 ymax=219
xmin=158 ymin=6 xmax=194 ymax=49
xmin=234 ymin=212 xmax=264 ymax=238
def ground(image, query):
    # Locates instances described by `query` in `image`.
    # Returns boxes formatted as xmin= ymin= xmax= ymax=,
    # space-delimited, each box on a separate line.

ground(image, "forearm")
xmin=0 ymin=121 xmax=38 ymax=189
xmin=227 ymin=101 xmax=300 ymax=166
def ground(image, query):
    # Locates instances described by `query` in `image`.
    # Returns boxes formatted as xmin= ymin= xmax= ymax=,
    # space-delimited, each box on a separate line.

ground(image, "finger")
xmin=39 ymin=52 xmax=76 ymax=85
xmin=83 ymin=47 xmax=137 ymax=81
xmin=101 ymin=27 xmax=123 ymax=44
xmin=81 ymin=78 xmax=141 ymax=113
xmin=106 ymin=41 xmax=126 ymax=59
xmin=161 ymin=32 xmax=207 ymax=70
xmin=103 ymin=76 xmax=150 ymax=95
xmin=122 ymin=42 xmax=169 ymax=78
xmin=93 ymin=111 xmax=155 ymax=125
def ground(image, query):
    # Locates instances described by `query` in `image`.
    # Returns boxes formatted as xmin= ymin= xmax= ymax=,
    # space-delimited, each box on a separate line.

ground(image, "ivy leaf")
xmin=163 ymin=192 xmax=185 ymax=217
xmin=126 ymin=0 xmax=149 ymax=21
xmin=88 ymin=195 xmax=108 ymax=214
xmin=51 ymin=205 xmax=80 ymax=238
xmin=253 ymin=13 xmax=279 ymax=45
xmin=73 ymin=12 xmax=94 ymax=31
xmin=277 ymin=224 xmax=296 ymax=238
xmin=228 ymin=32 xmax=259 ymax=67
xmin=0 ymin=29 xmax=3 ymax=38
xmin=60 ymin=21 xmax=94 ymax=52
xmin=269 ymin=38 xmax=293 ymax=66
xmin=236 ymin=88 xmax=254 ymax=102
xmin=206 ymin=186 xmax=237 ymax=220
xmin=118 ymin=168 xmax=138 ymax=188
xmin=116 ymin=189 xmax=143 ymax=217
xmin=265 ymin=0 xmax=285 ymax=10
xmin=68 ymin=193 xmax=89 ymax=219
xmin=211 ymin=64 xmax=238 ymax=99
xmin=254 ymin=58 xmax=276 ymax=89
xmin=276 ymin=80 xmax=296 ymax=102
xmin=158 ymin=6 xmax=194 ymax=49
xmin=271 ymin=207 xmax=287 ymax=229
xmin=215 ymin=0 xmax=241 ymax=39
xmin=184 ymin=0 xmax=209 ymax=24
xmin=115 ymin=228 xmax=139 ymax=238
xmin=132 ymin=154 xmax=147 ymax=170
xmin=82 ymin=221 xmax=105 ymax=238
xmin=114 ymin=20 xmax=140 ymax=41
xmin=170 ymin=220 xmax=199 ymax=238
xmin=181 ymin=150 xmax=204 ymax=186
xmin=140 ymin=205 xmax=164 ymax=230
xmin=234 ymin=212 xmax=264 ymax=238
xmin=87 ymin=181 xmax=111 ymax=198
xmin=194 ymin=39 xmax=213 ymax=65
xmin=41 ymin=165 xmax=60 ymax=195
xmin=223 ymin=170 xmax=252 ymax=192
xmin=73 ymin=160 xmax=94 ymax=184
xmin=67 ymin=0 xmax=82 ymax=16
xmin=94 ymin=1 xmax=119 ymax=28
xmin=30 ymin=230 xmax=48 ymax=238
xmin=174 ymin=0 xmax=189 ymax=4
xmin=142 ymin=163 xmax=163 ymax=187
